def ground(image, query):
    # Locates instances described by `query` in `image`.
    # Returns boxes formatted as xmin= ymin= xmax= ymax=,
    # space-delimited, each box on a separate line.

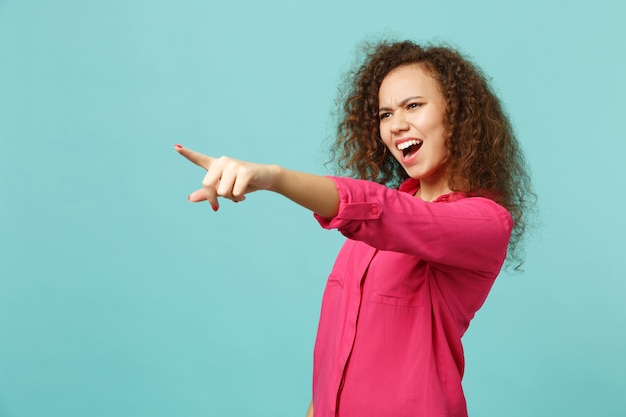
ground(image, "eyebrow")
xmin=378 ymin=96 xmax=424 ymax=112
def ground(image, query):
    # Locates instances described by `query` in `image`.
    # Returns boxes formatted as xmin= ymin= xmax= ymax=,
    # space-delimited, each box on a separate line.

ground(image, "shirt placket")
xmin=334 ymin=248 xmax=378 ymax=416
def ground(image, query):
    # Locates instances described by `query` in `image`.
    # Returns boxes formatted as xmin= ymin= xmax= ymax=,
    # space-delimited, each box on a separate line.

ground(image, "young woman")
xmin=175 ymin=40 xmax=534 ymax=417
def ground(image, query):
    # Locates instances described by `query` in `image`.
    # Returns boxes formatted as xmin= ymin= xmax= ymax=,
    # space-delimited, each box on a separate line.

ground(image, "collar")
xmin=398 ymin=178 xmax=465 ymax=203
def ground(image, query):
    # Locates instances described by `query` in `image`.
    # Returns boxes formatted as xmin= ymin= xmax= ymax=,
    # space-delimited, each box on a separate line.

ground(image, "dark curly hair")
xmin=330 ymin=39 xmax=535 ymax=269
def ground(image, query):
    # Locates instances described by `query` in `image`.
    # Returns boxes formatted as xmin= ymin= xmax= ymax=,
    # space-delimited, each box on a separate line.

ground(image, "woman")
xmin=175 ymin=40 xmax=534 ymax=417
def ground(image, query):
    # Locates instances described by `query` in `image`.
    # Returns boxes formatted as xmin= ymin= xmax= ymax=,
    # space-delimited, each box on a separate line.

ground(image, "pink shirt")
xmin=312 ymin=177 xmax=513 ymax=417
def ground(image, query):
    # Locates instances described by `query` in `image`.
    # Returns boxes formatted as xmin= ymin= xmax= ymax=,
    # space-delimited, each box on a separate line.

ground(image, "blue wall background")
xmin=1 ymin=1 xmax=625 ymax=416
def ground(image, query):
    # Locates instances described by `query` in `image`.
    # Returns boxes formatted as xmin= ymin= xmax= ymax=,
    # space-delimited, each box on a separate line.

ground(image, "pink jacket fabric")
xmin=312 ymin=177 xmax=513 ymax=417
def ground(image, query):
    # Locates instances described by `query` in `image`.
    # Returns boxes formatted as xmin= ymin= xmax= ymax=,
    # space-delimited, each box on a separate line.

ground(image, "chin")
xmin=405 ymin=166 xmax=441 ymax=182
xmin=404 ymin=169 xmax=428 ymax=180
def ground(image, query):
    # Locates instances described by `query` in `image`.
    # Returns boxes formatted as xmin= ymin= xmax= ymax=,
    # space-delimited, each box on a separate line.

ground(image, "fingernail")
xmin=187 ymin=195 xmax=191 ymax=201
xmin=174 ymin=144 xmax=183 ymax=149
xmin=212 ymin=205 xmax=219 ymax=212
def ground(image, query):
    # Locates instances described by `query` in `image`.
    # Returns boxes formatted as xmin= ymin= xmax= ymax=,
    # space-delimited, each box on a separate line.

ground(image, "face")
xmin=378 ymin=64 xmax=449 ymax=189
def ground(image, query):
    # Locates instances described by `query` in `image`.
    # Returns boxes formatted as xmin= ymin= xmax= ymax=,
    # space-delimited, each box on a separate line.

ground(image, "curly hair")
xmin=330 ymin=39 xmax=535 ymax=269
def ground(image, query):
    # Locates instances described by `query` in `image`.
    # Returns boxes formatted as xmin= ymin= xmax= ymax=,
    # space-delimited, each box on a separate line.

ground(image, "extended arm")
xmin=315 ymin=176 xmax=514 ymax=273
xmin=174 ymin=145 xmax=339 ymax=219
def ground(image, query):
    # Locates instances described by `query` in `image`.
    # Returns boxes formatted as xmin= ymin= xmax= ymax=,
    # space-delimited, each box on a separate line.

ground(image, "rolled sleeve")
xmin=314 ymin=177 xmax=382 ymax=232
xmin=312 ymin=176 xmax=513 ymax=273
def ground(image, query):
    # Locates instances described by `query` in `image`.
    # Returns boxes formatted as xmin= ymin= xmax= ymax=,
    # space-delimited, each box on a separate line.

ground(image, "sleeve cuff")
xmin=313 ymin=176 xmax=382 ymax=231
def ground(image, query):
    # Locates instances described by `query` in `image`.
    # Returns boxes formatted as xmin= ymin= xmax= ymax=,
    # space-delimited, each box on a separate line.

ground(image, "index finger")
xmin=174 ymin=144 xmax=214 ymax=170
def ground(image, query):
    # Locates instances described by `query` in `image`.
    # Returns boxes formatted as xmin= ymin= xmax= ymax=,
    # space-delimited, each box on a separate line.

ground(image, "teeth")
xmin=397 ymin=139 xmax=422 ymax=151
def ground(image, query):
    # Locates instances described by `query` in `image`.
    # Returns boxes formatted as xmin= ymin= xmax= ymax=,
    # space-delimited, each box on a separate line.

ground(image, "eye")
xmin=379 ymin=112 xmax=391 ymax=120
xmin=406 ymin=102 xmax=421 ymax=110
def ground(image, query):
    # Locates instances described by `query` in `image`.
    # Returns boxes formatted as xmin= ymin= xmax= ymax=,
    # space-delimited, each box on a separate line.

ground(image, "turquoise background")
xmin=1 ymin=0 xmax=625 ymax=416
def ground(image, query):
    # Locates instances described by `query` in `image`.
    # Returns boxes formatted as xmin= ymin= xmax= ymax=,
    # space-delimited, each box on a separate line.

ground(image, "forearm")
xmin=269 ymin=166 xmax=339 ymax=220
xmin=305 ymin=400 xmax=313 ymax=417
xmin=174 ymin=145 xmax=339 ymax=217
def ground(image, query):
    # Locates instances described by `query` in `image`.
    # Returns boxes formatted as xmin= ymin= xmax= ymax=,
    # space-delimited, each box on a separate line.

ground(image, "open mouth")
xmin=397 ymin=139 xmax=423 ymax=158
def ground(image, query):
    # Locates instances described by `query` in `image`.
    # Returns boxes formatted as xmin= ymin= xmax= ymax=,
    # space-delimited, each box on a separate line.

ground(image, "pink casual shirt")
xmin=312 ymin=177 xmax=513 ymax=417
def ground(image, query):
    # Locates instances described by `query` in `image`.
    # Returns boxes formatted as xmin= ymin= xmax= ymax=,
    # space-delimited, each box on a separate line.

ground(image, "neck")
xmin=415 ymin=175 xmax=452 ymax=202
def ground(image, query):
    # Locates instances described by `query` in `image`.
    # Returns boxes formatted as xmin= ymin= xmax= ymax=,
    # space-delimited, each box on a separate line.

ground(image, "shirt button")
xmin=370 ymin=205 xmax=379 ymax=215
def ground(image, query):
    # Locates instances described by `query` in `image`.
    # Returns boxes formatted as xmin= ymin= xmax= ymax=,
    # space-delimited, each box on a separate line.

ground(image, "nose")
xmin=390 ymin=111 xmax=409 ymax=134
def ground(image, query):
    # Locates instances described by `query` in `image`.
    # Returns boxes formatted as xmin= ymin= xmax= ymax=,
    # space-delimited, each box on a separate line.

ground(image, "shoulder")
xmin=446 ymin=196 xmax=514 ymax=233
